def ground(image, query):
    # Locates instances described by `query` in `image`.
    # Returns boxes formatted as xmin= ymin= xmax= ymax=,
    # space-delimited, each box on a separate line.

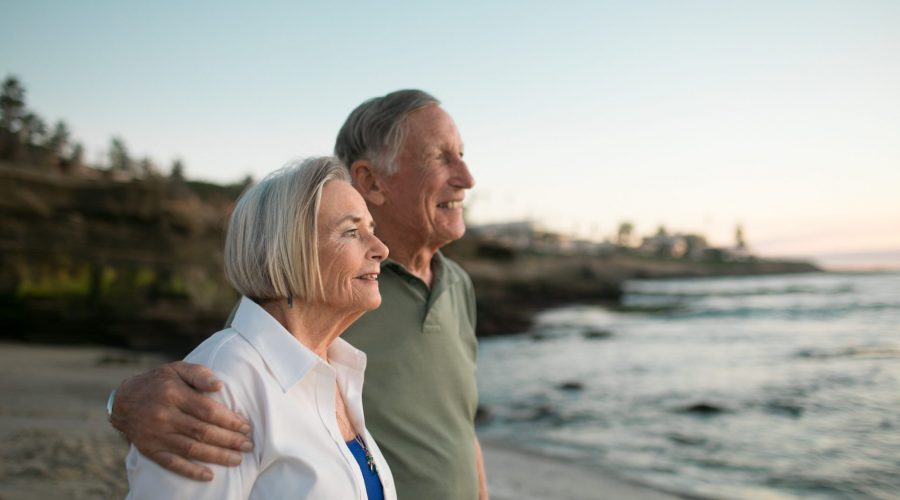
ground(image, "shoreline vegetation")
xmin=1 ymin=160 xmax=819 ymax=351
xmin=0 ymin=73 xmax=819 ymax=350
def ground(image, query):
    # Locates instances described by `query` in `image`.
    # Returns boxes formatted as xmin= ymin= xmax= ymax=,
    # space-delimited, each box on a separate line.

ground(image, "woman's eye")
xmin=343 ymin=228 xmax=360 ymax=238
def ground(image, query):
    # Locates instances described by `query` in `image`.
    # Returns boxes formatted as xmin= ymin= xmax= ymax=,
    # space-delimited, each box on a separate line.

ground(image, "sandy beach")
xmin=0 ymin=342 xmax=678 ymax=500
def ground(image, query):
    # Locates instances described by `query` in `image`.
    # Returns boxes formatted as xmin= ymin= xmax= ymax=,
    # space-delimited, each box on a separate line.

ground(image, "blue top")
xmin=346 ymin=437 xmax=385 ymax=500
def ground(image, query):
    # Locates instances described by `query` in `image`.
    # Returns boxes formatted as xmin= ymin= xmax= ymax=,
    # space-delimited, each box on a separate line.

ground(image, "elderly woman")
xmin=126 ymin=157 xmax=395 ymax=499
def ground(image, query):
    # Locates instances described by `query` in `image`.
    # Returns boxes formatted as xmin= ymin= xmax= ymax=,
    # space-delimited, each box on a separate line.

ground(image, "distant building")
xmin=469 ymin=221 xmax=540 ymax=250
xmin=470 ymin=221 xmax=615 ymax=256
xmin=639 ymin=232 xmax=709 ymax=260
xmin=471 ymin=221 xmax=757 ymax=261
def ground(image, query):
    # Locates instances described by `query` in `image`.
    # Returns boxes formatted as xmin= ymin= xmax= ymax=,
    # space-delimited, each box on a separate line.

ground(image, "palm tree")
xmin=735 ymin=224 xmax=747 ymax=251
xmin=616 ymin=221 xmax=634 ymax=247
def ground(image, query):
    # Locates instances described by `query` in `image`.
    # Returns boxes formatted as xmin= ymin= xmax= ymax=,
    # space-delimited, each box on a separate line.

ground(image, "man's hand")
xmin=112 ymin=361 xmax=253 ymax=481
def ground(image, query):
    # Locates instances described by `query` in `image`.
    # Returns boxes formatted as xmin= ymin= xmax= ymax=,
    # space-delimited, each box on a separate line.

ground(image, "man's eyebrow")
xmin=420 ymin=142 xmax=459 ymax=160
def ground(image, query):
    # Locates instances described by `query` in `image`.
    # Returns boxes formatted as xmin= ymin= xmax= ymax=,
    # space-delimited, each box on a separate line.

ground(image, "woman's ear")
xmin=350 ymin=160 xmax=386 ymax=206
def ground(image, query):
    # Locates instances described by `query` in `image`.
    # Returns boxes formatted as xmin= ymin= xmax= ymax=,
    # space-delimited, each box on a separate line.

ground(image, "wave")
xmin=793 ymin=345 xmax=900 ymax=360
xmin=632 ymin=301 xmax=900 ymax=320
xmin=625 ymin=284 xmax=854 ymax=299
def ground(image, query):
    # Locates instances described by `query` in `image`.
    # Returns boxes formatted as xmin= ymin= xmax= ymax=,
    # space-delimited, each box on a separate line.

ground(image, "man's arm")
xmin=111 ymin=361 xmax=253 ymax=481
xmin=475 ymin=436 xmax=490 ymax=500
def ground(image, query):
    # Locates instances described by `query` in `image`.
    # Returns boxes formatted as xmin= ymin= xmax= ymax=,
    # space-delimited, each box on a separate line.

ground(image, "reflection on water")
xmin=477 ymin=272 xmax=900 ymax=499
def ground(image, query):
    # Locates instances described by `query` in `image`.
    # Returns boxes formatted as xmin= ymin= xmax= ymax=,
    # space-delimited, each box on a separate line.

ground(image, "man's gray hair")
xmin=224 ymin=156 xmax=350 ymax=303
xmin=334 ymin=89 xmax=440 ymax=175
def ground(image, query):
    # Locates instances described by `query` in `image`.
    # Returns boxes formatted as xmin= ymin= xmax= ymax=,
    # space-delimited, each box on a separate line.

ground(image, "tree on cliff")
xmin=109 ymin=136 xmax=133 ymax=173
xmin=69 ymin=142 xmax=84 ymax=165
xmin=0 ymin=76 xmax=26 ymax=131
xmin=60 ymin=141 xmax=84 ymax=173
xmin=138 ymin=157 xmax=162 ymax=178
xmin=45 ymin=120 xmax=71 ymax=159
xmin=19 ymin=112 xmax=48 ymax=146
xmin=170 ymin=158 xmax=185 ymax=180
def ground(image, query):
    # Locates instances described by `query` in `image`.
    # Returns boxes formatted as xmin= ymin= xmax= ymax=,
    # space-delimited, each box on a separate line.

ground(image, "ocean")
xmin=476 ymin=271 xmax=900 ymax=499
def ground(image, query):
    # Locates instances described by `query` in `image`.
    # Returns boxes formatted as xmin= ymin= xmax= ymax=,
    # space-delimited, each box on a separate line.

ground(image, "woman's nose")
xmin=369 ymin=235 xmax=389 ymax=262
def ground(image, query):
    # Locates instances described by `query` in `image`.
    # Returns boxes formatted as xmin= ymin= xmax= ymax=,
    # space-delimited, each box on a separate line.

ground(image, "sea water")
xmin=476 ymin=272 xmax=900 ymax=499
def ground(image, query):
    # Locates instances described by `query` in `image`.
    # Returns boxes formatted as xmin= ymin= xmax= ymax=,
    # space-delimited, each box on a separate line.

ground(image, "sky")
xmin=2 ymin=1 xmax=899 ymax=267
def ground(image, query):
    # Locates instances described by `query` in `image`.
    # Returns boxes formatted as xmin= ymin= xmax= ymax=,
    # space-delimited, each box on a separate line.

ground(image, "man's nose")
xmin=450 ymin=159 xmax=475 ymax=189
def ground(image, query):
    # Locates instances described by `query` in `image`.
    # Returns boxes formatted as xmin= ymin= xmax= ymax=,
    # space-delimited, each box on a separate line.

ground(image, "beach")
xmin=481 ymin=440 xmax=678 ymax=500
xmin=0 ymin=342 xmax=676 ymax=500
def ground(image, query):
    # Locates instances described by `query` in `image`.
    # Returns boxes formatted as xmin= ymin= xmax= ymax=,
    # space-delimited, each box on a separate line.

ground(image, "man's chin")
xmin=434 ymin=230 xmax=466 ymax=248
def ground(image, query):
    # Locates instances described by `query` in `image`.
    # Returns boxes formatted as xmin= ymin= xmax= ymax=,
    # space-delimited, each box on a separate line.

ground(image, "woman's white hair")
xmin=224 ymin=156 xmax=350 ymax=303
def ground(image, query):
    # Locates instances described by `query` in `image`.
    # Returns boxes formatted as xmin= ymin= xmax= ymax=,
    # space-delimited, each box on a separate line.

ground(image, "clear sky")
xmin=3 ymin=1 xmax=899 ymax=265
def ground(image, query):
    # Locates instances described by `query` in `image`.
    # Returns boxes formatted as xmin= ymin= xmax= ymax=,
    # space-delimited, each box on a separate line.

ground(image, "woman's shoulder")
xmin=187 ymin=328 xmax=248 ymax=364
xmin=185 ymin=329 xmax=268 ymax=394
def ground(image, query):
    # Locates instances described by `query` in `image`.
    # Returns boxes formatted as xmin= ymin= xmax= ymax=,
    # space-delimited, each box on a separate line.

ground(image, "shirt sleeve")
xmin=125 ymin=373 xmax=258 ymax=500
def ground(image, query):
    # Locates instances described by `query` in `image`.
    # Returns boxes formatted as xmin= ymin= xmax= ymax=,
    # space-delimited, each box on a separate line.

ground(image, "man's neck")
xmin=382 ymin=240 xmax=440 ymax=288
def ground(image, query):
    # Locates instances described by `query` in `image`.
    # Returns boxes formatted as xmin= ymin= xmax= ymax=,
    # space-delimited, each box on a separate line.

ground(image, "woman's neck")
xmin=260 ymin=300 xmax=361 ymax=359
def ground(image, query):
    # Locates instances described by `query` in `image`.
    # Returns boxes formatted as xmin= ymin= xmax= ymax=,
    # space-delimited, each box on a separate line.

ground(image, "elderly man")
xmin=110 ymin=90 xmax=488 ymax=499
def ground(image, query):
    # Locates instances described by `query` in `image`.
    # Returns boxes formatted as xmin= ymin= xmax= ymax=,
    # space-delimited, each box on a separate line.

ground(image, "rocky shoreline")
xmin=1 ymin=163 xmax=820 ymax=348
xmin=446 ymin=244 xmax=820 ymax=336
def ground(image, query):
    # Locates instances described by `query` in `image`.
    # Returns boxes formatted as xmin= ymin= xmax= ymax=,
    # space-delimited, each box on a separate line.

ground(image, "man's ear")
xmin=350 ymin=159 xmax=386 ymax=206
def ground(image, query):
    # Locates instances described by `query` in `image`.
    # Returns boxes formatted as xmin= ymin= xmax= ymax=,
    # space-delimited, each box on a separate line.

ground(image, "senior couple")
xmin=118 ymin=90 xmax=488 ymax=499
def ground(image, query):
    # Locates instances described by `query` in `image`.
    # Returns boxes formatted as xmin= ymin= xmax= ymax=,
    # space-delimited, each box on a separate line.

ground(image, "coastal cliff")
xmin=0 ymin=162 xmax=242 ymax=353
xmin=0 ymin=163 xmax=819 ymax=348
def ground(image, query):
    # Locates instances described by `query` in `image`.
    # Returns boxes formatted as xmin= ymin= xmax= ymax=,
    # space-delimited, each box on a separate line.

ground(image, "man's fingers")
xmin=172 ymin=361 xmax=222 ymax=392
xmin=178 ymin=389 xmax=252 ymax=435
xmin=173 ymin=411 xmax=253 ymax=454
xmin=146 ymin=450 xmax=215 ymax=482
xmin=165 ymin=433 xmax=244 ymax=468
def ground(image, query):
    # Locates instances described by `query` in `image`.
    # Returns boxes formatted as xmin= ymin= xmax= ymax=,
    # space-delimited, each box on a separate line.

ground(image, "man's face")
xmin=377 ymin=105 xmax=475 ymax=250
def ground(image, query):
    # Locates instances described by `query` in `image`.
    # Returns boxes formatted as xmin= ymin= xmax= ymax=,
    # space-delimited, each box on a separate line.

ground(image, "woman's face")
xmin=316 ymin=180 xmax=388 ymax=313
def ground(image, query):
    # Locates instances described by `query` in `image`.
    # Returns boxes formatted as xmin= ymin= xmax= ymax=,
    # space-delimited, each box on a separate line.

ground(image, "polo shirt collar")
xmin=230 ymin=296 xmax=367 ymax=392
xmin=381 ymin=250 xmax=460 ymax=293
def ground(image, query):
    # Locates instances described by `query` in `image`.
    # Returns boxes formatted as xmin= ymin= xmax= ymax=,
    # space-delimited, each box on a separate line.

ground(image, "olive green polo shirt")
xmin=342 ymin=252 xmax=479 ymax=500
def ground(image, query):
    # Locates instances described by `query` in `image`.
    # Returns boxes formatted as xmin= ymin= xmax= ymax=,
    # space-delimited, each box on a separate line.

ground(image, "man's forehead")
xmin=404 ymin=107 xmax=461 ymax=146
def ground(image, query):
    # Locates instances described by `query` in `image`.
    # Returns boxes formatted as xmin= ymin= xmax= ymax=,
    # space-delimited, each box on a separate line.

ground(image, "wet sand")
xmin=482 ymin=440 xmax=680 ymax=500
xmin=0 ymin=342 xmax=161 ymax=499
xmin=0 ymin=342 xmax=678 ymax=499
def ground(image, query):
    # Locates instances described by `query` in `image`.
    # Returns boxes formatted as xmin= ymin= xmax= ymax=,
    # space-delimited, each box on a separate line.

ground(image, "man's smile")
xmin=437 ymin=200 xmax=463 ymax=209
